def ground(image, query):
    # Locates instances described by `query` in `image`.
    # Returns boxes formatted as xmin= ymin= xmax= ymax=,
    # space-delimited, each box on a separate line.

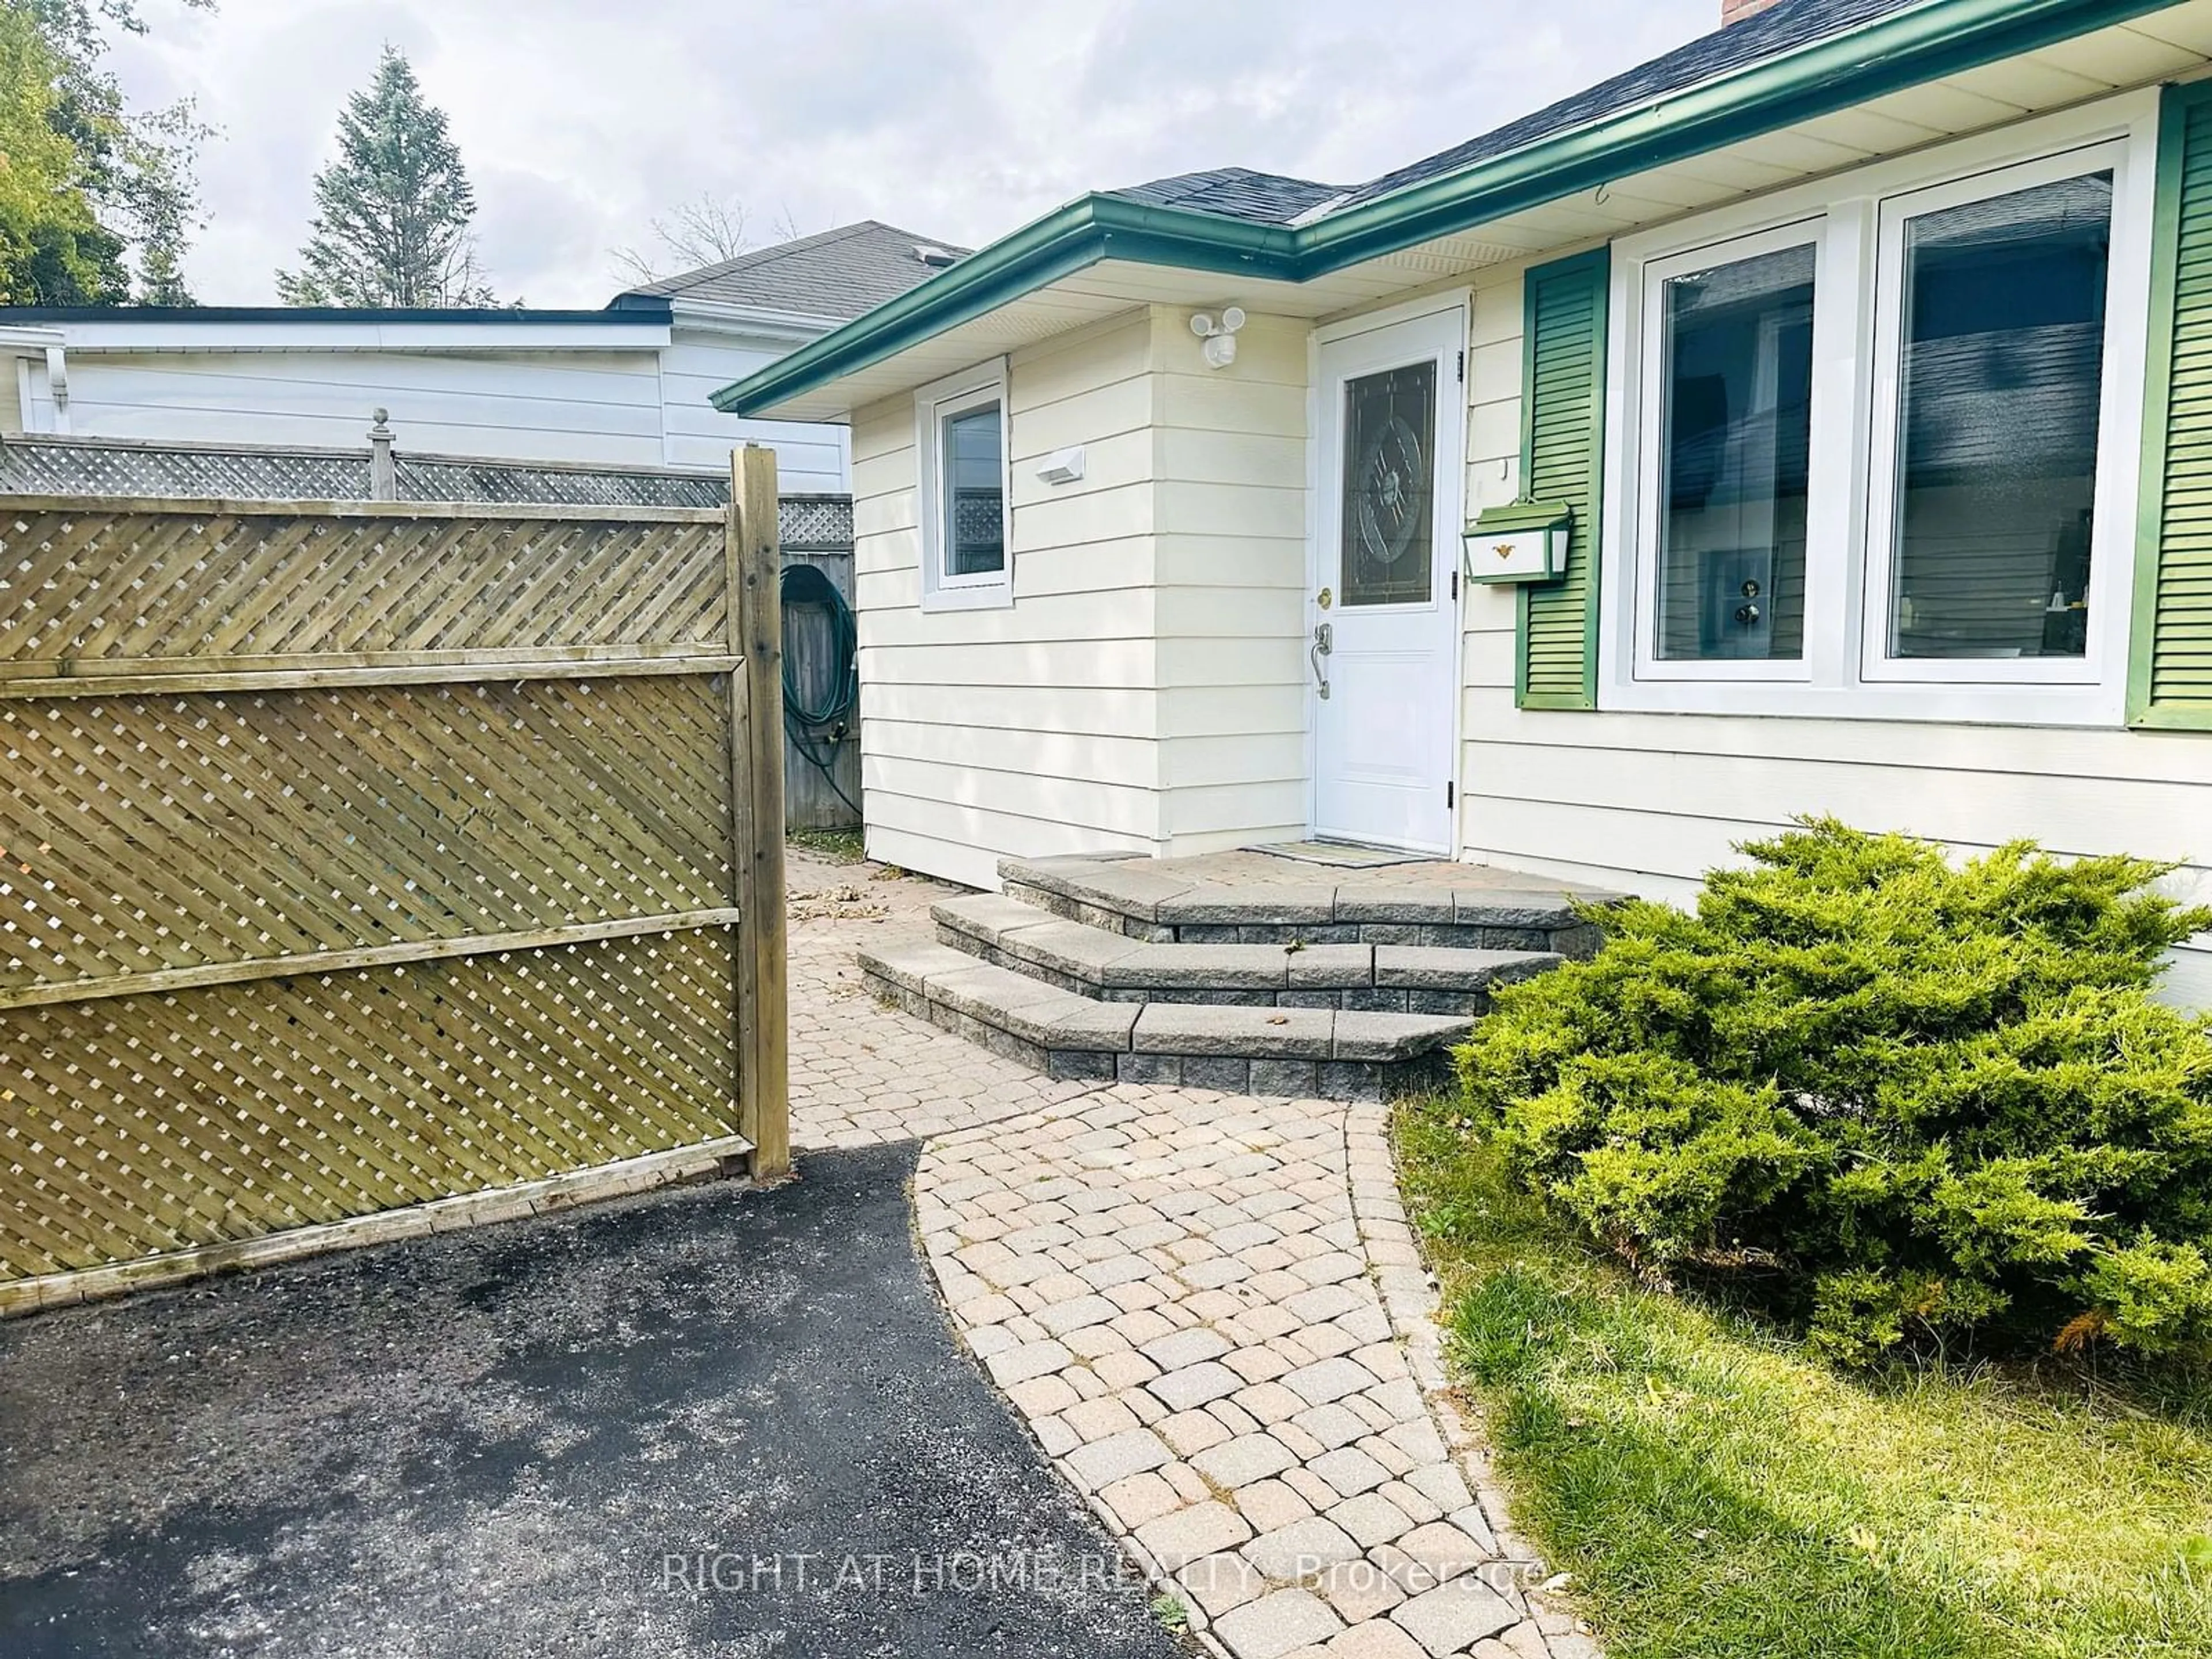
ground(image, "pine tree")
xmin=131 ymin=215 xmax=191 ymax=306
xmin=276 ymin=47 xmax=497 ymax=308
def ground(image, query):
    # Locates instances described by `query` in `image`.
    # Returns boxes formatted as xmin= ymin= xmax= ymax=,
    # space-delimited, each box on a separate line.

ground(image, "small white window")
xmin=916 ymin=361 xmax=1012 ymax=612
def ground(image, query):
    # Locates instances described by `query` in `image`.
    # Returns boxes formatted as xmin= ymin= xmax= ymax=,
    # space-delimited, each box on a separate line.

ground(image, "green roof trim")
xmin=713 ymin=196 xmax=1297 ymax=415
xmin=717 ymin=0 xmax=2184 ymax=417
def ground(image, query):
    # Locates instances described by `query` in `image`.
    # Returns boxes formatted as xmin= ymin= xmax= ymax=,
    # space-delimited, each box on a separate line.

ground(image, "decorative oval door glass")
xmin=1340 ymin=362 xmax=1436 ymax=606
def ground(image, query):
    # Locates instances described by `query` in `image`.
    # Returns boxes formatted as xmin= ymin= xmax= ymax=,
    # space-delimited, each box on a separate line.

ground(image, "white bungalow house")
xmin=717 ymin=0 xmax=2212 ymax=1002
xmin=0 ymin=221 xmax=964 ymax=494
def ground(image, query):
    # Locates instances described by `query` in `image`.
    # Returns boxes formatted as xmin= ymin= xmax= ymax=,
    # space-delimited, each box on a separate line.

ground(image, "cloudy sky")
xmin=110 ymin=0 xmax=1719 ymax=309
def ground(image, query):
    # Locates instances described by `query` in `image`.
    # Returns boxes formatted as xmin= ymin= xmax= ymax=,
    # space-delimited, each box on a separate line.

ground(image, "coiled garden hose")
xmin=779 ymin=562 xmax=862 ymax=819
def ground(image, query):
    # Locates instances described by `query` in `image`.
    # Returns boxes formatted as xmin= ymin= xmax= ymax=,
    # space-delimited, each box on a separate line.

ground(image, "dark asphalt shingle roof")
xmin=1342 ymin=0 xmax=1922 ymax=210
xmin=1108 ymin=0 xmax=1926 ymax=228
xmin=618 ymin=220 xmax=971 ymax=321
xmin=1109 ymin=167 xmax=1346 ymax=226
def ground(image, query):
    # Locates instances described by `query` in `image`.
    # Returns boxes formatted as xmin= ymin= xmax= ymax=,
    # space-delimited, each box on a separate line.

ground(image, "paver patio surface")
xmin=789 ymin=853 xmax=1596 ymax=1658
xmin=787 ymin=855 xmax=1100 ymax=1149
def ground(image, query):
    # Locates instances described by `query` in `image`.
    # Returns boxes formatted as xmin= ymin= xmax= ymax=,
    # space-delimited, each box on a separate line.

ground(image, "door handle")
xmin=1310 ymin=621 xmax=1334 ymax=700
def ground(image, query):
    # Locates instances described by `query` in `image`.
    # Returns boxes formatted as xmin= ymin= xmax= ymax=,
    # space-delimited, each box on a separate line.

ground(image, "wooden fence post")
xmin=729 ymin=446 xmax=791 ymax=1180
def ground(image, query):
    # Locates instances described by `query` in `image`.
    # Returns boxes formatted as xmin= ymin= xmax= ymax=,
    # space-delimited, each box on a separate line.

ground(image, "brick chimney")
xmin=1722 ymin=0 xmax=1786 ymax=22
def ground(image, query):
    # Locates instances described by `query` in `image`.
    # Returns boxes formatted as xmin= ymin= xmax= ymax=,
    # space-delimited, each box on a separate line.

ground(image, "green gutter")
xmin=719 ymin=0 xmax=2185 ymax=416
xmin=712 ymin=196 xmax=1297 ymax=414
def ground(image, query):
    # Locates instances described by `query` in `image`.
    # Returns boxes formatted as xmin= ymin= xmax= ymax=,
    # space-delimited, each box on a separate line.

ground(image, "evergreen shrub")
xmin=1453 ymin=819 xmax=2212 ymax=1363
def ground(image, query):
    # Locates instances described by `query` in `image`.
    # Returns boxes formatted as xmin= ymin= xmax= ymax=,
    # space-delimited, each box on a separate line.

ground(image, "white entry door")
xmin=1311 ymin=307 xmax=1465 ymax=853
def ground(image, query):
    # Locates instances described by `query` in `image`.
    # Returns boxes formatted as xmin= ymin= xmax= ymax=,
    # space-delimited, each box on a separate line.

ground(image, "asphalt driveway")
xmin=0 ymin=1145 xmax=1186 ymax=1658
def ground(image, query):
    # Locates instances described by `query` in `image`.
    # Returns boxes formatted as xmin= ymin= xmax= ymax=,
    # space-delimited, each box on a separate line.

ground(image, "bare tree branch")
xmin=609 ymin=192 xmax=757 ymax=286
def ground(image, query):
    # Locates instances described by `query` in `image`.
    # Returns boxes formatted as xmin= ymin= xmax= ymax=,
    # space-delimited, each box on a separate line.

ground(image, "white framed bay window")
xmin=1631 ymin=218 xmax=1829 ymax=685
xmin=915 ymin=358 xmax=1013 ymax=612
xmin=1600 ymin=94 xmax=2157 ymax=725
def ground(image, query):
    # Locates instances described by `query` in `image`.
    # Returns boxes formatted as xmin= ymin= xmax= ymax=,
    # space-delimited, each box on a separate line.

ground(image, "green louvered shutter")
xmin=1517 ymin=249 xmax=1611 ymax=710
xmin=2135 ymin=81 xmax=2212 ymax=729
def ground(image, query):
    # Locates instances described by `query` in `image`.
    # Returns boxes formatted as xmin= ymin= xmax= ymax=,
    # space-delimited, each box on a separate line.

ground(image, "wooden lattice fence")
xmin=0 ymin=450 xmax=790 ymax=1310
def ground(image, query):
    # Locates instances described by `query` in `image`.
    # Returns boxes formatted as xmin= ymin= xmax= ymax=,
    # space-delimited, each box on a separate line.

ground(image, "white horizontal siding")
xmin=70 ymin=346 xmax=666 ymax=405
xmin=1456 ymin=257 xmax=2212 ymax=1003
xmin=1016 ymin=374 xmax=1154 ymax=455
xmin=866 ymin=753 xmax=1160 ymax=838
xmin=51 ymin=351 xmax=668 ymax=465
xmin=660 ymin=327 xmax=848 ymax=491
xmin=846 ymin=303 xmax=1326 ymax=877
xmin=1158 ymin=373 xmax=1308 ymax=439
xmin=867 ymin=680 xmax=1156 ymax=738
xmin=1165 ymin=781 xmax=1310 ymax=844
xmin=860 ymin=598 xmax=1158 ymax=652
xmin=1151 ymin=308 xmax=1309 ymax=854
xmin=1156 ymin=637 xmax=1306 ymax=690
xmin=24 ymin=325 xmax=850 ymax=491
xmin=1161 ymin=684 xmax=1310 ymax=740
xmin=1164 ymin=734 xmax=1308 ymax=792
xmin=1464 ymin=713 xmax=2212 ymax=887
xmin=850 ymin=311 xmax=1165 ymax=884
xmin=869 ymin=716 xmax=1158 ymax=790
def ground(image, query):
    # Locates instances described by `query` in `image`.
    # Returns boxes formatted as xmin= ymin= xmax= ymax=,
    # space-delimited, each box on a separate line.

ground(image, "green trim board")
xmin=1516 ymin=251 xmax=1610 ymax=711
xmin=2132 ymin=78 xmax=2212 ymax=730
xmin=717 ymin=0 xmax=2187 ymax=418
xmin=713 ymin=197 xmax=1297 ymax=416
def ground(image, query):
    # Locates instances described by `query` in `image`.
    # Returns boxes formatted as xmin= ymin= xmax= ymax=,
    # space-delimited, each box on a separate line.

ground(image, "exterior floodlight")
xmin=1190 ymin=305 xmax=1247 ymax=370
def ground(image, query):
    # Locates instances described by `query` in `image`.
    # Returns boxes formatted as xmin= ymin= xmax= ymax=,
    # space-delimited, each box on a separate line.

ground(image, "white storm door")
xmin=1311 ymin=308 xmax=1465 ymax=853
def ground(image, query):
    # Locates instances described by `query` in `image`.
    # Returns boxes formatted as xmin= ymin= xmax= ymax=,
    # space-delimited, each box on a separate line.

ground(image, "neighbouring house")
xmin=718 ymin=0 xmax=2212 ymax=1002
xmin=0 ymin=220 xmax=965 ymax=494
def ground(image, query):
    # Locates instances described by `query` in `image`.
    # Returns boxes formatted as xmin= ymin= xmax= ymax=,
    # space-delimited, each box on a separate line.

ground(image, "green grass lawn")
xmin=1393 ymin=1100 xmax=2212 ymax=1659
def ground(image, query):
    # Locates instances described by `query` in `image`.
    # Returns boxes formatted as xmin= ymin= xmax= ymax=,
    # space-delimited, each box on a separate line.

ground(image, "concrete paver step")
xmin=997 ymin=854 xmax=1611 ymax=958
xmin=797 ymin=848 xmax=1586 ymax=1647
xmin=858 ymin=937 xmax=1474 ymax=1101
xmin=933 ymin=895 xmax=1558 ymax=1015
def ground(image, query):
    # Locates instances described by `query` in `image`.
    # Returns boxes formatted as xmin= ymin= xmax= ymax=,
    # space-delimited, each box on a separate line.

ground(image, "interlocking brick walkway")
xmin=789 ymin=855 xmax=1100 ymax=1149
xmin=787 ymin=851 xmax=1596 ymax=1659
